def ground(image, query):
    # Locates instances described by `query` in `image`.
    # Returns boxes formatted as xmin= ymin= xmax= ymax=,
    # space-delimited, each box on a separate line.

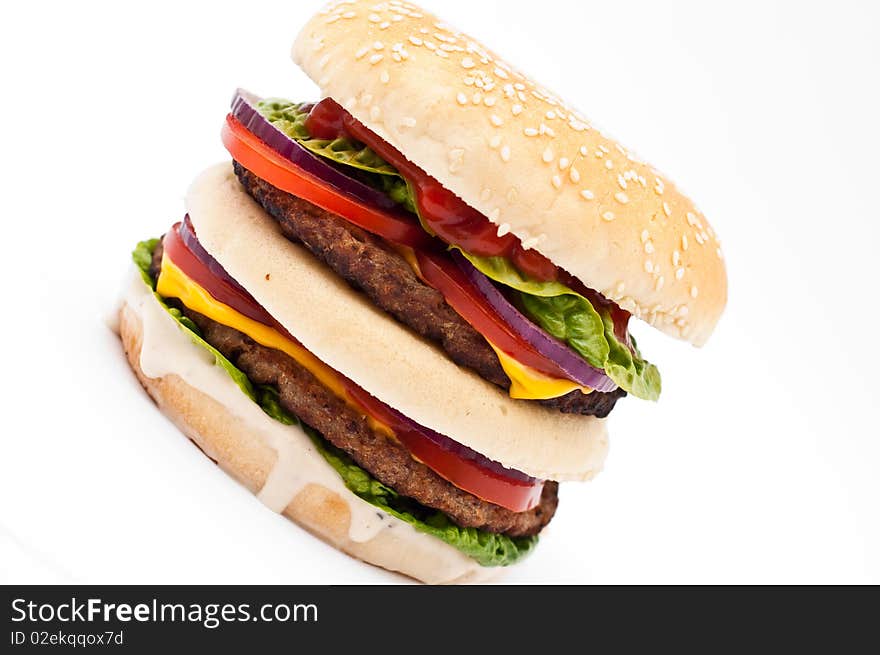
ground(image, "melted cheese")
xmin=156 ymin=254 xmax=394 ymax=438
xmin=394 ymin=245 xmax=592 ymax=401
xmin=488 ymin=343 xmax=592 ymax=400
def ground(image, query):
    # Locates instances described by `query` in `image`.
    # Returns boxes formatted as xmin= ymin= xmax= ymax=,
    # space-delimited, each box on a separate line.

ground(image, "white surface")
xmin=1 ymin=0 xmax=878 ymax=584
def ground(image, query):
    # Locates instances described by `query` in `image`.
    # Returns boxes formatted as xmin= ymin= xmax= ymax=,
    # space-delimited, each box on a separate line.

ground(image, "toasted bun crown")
xmin=293 ymin=0 xmax=727 ymax=345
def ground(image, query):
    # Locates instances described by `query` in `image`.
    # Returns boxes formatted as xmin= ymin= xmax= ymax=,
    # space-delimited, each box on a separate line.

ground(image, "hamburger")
xmin=116 ymin=0 xmax=727 ymax=583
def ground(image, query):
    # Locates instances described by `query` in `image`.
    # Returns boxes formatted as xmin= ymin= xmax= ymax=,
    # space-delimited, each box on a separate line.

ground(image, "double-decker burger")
xmin=116 ymin=0 xmax=727 ymax=583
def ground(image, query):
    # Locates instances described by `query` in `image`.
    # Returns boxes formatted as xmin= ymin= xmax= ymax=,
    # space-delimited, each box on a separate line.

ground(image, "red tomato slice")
xmin=415 ymin=249 xmax=579 ymax=380
xmin=221 ymin=114 xmax=434 ymax=250
xmin=345 ymin=384 xmax=544 ymax=513
xmin=159 ymin=220 xmax=544 ymax=512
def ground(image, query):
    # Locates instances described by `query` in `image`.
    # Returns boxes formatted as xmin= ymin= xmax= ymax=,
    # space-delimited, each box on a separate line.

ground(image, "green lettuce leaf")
xmin=133 ymin=240 xmax=257 ymax=401
xmin=254 ymin=390 xmax=536 ymax=567
xmin=457 ymin=248 xmax=661 ymax=400
xmin=132 ymin=239 xmax=533 ymax=566
xmin=256 ymin=99 xmax=416 ymax=214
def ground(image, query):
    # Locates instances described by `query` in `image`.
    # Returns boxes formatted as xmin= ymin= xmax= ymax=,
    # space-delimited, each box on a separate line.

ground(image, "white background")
xmin=1 ymin=0 xmax=878 ymax=584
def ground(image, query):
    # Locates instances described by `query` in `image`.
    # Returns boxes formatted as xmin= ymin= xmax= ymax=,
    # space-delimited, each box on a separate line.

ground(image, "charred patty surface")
xmin=152 ymin=236 xmax=556 ymax=537
xmin=232 ymin=161 xmax=625 ymax=418
xmin=185 ymin=306 xmax=558 ymax=537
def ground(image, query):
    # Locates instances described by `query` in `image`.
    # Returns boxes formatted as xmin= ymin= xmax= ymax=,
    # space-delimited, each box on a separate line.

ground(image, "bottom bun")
xmin=117 ymin=281 xmax=502 ymax=584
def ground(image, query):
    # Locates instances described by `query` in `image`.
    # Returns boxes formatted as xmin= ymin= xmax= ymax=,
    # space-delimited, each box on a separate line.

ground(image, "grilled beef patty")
xmin=150 ymin=240 xmax=557 ymax=537
xmin=233 ymin=161 xmax=625 ymax=418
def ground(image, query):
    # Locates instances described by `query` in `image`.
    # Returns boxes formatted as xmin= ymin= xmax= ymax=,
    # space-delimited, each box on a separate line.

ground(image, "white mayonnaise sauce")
xmin=118 ymin=269 xmax=491 ymax=582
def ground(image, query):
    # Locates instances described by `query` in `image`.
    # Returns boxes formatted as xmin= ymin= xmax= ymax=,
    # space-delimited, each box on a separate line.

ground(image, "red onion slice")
xmin=451 ymin=250 xmax=618 ymax=393
xmin=230 ymin=89 xmax=408 ymax=215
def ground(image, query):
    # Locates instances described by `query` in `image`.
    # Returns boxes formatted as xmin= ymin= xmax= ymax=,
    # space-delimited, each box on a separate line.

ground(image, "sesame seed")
xmin=523 ymin=127 xmax=538 ymax=136
xmin=409 ymin=36 xmax=423 ymax=46
xmin=616 ymin=281 xmax=626 ymax=294
xmin=663 ymin=202 xmax=671 ymax=217
xmin=682 ymin=235 xmax=689 ymax=250
xmin=569 ymin=167 xmax=580 ymax=183
xmin=456 ymin=92 xmax=467 ymax=105
xmin=500 ymin=145 xmax=511 ymax=161
xmin=494 ymin=66 xmax=509 ymax=79
xmin=488 ymin=208 xmax=500 ymax=221
xmin=484 ymin=96 xmax=497 ymax=107
xmin=373 ymin=41 xmax=384 ymax=50
xmin=380 ymin=70 xmax=390 ymax=83
xmin=342 ymin=11 xmax=356 ymax=18
xmin=546 ymin=110 xmax=556 ymax=119
xmin=615 ymin=192 xmax=629 ymax=204
xmin=558 ymin=157 xmax=570 ymax=170
xmin=641 ymin=230 xmax=649 ymax=243
xmin=511 ymin=104 xmax=523 ymax=116
xmin=599 ymin=145 xmax=610 ymax=154
xmin=514 ymin=82 xmax=525 ymax=90
xmin=617 ymin=174 xmax=627 ymax=189
xmin=379 ymin=21 xmax=390 ymax=29
xmin=695 ymin=232 xmax=705 ymax=245
xmin=717 ymin=247 xmax=724 ymax=259
xmin=605 ymin=159 xmax=614 ymax=170
xmin=644 ymin=260 xmax=653 ymax=273
xmin=355 ymin=46 xmax=370 ymax=59
xmin=672 ymin=250 xmax=680 ymax=266
xmin=497 ymin=223 xmax=511 ymax=237
xmin=580 ymin=146 xmax=589 ymax=156
xmin=369 ymin=54 xmax=384 ymax=65
xmin=679 ymin=305 xmax=689 ymax=316
xmin=551 ymin=175 xmax=562 ymax=189
xmin=594 ymin=150 xmax=604 ymax=158
xmin=490 ymin=114 xmax=503 ymax=126
xmin=461 ymin=57 xmax=475 ymax=69
xmin=687 ymin=212 xmax=698 ymax=226
xmin=602 ymin=211 xmax=615 ymax=222
xmin=675 ymin=267 xmax=685 ymax=280
xmin=424 ymin=41 xmax=436 ymax=50
xmin=580 ymin=189 xmax=595 ymax=200
xmin=655 ymin=276 xmax=665 ymax=291
xmin=400 ymin=116 xmax=417 ymax=128
xmin=691 ymin=286 xmax=699 ymax=298
xmin=488 ymin=135 xmax=502 ymax=149
xmin=644 ymin=239 xmax=654 ymax=254
xmin=542 ymin=147 xmax=554 ymax=163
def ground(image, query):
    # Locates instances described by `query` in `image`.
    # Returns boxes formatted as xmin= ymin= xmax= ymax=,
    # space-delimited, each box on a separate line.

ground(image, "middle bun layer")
xmin=186 ymin=162 xmax=609 ymax=481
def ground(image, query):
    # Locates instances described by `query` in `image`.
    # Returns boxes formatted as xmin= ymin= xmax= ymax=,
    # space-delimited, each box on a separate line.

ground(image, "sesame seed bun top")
xmin=292 ymin=0 xmax=727 ymax=346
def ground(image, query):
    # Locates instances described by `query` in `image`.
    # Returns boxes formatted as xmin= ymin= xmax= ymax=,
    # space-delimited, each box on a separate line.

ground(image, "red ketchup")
xmin=306 ymin=98 xmax=559 ymax=282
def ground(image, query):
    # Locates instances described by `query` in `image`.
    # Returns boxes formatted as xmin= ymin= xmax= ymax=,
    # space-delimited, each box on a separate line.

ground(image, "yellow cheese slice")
xmin=487 ymin=343 xmax=592 ymax=400
xmin=156 ymin=253 xmax=394 ymax=437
